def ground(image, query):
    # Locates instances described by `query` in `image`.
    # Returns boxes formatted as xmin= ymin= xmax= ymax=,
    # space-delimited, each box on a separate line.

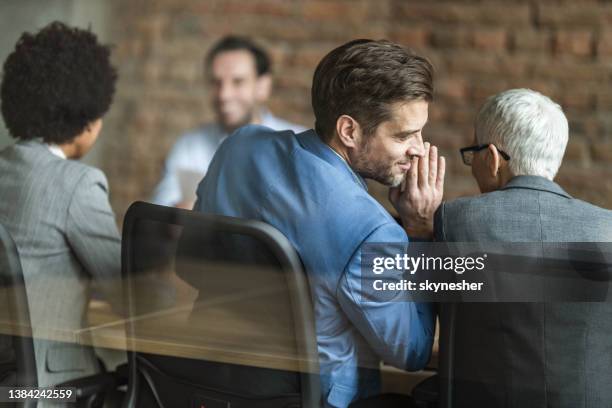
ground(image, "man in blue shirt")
xmin=195 ymin=39 xmax=445 ymax=407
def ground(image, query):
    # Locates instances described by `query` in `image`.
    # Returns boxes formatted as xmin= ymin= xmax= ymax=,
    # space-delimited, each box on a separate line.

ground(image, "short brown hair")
xmin=311 ymin=39 xmax=433 ymax=141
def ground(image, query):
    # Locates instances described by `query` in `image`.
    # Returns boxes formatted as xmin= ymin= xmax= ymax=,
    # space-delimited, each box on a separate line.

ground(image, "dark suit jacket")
xmin=435 ymin=175 xmax=612 ymax=408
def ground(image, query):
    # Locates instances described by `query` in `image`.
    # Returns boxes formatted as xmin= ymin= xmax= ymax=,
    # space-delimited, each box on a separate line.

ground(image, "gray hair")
xmin=475 ymin=88 xmax=568 ymax=180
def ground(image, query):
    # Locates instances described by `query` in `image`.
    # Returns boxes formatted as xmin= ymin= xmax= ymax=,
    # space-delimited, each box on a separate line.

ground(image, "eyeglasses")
xmin=460 ymin=144 xmax=511 ymax=166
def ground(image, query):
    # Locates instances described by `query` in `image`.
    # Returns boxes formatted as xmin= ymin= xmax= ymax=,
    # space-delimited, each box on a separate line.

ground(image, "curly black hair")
xmin=1 ymin=21 xmax=117 ymax=144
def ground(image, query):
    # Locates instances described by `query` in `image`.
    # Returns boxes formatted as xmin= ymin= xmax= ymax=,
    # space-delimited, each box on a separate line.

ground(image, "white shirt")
xmin=46 ymin=144 xmax=66 ymax=160
xmin=151 ymin=110 xmax=307 ymax=206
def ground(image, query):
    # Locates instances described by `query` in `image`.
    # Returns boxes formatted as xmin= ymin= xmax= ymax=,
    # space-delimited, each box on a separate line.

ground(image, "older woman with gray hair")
xmin=461 ymin=88 xmax=569 ymax=193
xmin=434 ymin=88 xmax=612 ymax=408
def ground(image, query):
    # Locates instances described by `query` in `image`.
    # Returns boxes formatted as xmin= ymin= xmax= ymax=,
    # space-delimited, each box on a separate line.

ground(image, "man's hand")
xmin=389 ymin=142 xmax=446 ymax=239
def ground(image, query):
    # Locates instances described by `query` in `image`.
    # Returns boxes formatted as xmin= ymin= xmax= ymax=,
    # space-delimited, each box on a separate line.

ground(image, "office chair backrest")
xmin=121 ymin=201 xmax=320 ymax=408
xmin=0 ymin=223 xmax=37 ymax=407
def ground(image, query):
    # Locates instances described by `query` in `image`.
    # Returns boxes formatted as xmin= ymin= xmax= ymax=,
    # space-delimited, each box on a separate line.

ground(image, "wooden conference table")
xmin=0 ymin=269 xmax=437 ymax=394
xmin=83 ymin=270 xmax=437 ymax=393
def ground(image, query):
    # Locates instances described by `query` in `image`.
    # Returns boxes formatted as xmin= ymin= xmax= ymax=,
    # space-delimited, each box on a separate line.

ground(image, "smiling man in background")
xmin=151 ymin=35 xmax=305 ymax=208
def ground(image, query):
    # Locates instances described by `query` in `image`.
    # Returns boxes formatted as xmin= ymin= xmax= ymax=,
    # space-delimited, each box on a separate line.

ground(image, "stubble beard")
xmin=352 ymin=139 xmax=403 ymax=187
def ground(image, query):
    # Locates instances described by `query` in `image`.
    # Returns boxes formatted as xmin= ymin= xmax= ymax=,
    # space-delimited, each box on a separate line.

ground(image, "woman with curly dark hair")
xmin=0 ymin=21 xmax=122 ymax=389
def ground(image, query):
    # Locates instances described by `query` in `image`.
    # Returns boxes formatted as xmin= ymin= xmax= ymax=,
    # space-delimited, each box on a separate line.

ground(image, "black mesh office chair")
xmin=121 ymin=201 xmax=320 ymax=408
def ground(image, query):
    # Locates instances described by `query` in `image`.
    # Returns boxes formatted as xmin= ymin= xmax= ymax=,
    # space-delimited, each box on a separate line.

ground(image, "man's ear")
xmin=255 ymin=74 xmax=272 ymax=102
xmin=335 ymin=115 xmax=362 ymax=149
xmin=486 ymin=144 xmax=501 ymax=177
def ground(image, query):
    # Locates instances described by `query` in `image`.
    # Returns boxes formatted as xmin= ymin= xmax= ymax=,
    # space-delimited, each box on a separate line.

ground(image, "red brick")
xmin=563 ymin=139 xmax=590 ymax=164
xmin=270 ymin=89 xmax=313 ymax=111
xmin=188 ymin=1 xmax=218 ymax=15
xmin=431 ymin=28 xmax=471 ymax=49
xmin=245 ymin=18 xmax=387 ymax=42
xmin=512 ymin=29 xmax=553 ymax=53
xmin=554 ymin=30 xmax=594 ymax=58
xmin=583 ymin=117 xmax=602 ymax=140
xmin=449 ymin=108 xmax=477 ymax=128
xmin=275 ymin=68 xmax=312 ymax=90
xmin=290 ymin=45 xmax=332 ymax=68
xmin=394 ymin=3 xmax=474 ymax=24
xmin=531 ymin=59 xmax=608 ymax=82
xmin=470 ymin=81 xmax=512 ymax=103
xmin=560 ymin=88 xmax=596 ymax=111
xmin=267 ymin=44 xmax=291 ymax=69
xmin=154 ymin=39 xmax=204 ymax=60
xmin=424 ymin=125 xmax=472 ymax=150
xmin=591 ymin=142 xmax=612 ymax=162
xmin=596 ymin=31 xmax=612 ymax=58
xmin=537 ymin=4 xmax=605 ymax=28
xmin=218 ymin=0 xmax=296 ymax=17
xmin=603 ymin=7 xmax=612 ymax=27
xmin=556 ymin=166 xmax=612 ymax=208
xmin=496 ymin=55 xmax=531 ymax=79
xmin=166 ymin=13 xmax=204 ymax=37
xmin=133 ymin=15 xmax=166 ymax=40
xmin=596 ymin=91 xmax=612 ymax=110
xmin=598 ymin=116 xmax=612 ymax=137
xmin=513 ymin=81 xmax=560 ymax=101
xmin=429 ymin=105 xmax=448 ymax=122
xmin=301 ymin=1 xmax=389 ymax=22
xmin=390 ymin=27 xmax=430 ymax=48
xmin=423 ymin=51 xmax=445 ymax=73
xmin=115 ymin=39 xmax=145 ymax=58
xmin=447 ymin=51 xmax=522 ymax=78
xmin=472 ymin=29 xmax=507 ymax=51
xmin=395 ymin=3 xmax=530 ymax=27
xmin=98 ymin=0 xmax=612 ymax=217
xmin=142 ymin=60 xmax=163 ymax=83
xmin=436 ymin=78 xmax=469 ymax=101
xmin=165 ymin=60 xmax=201 ymax=85
xmin=567 ymin=116 xmax=602 ymax=141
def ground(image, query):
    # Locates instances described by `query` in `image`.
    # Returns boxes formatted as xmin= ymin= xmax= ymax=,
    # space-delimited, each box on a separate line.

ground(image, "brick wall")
xmin=101 ymin=0 xmax=612 ymax=220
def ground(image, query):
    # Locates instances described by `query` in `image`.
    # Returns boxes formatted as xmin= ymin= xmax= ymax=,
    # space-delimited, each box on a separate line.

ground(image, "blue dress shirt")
xmin=195 ymin=126 xmax=435 ymax=408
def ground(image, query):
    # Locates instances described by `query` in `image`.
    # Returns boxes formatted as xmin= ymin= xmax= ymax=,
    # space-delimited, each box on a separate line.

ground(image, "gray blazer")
xmin=0 ymin=140 xmax=122 ymax=388
xmin=435 ymin=175 xmax=612 ymax=408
